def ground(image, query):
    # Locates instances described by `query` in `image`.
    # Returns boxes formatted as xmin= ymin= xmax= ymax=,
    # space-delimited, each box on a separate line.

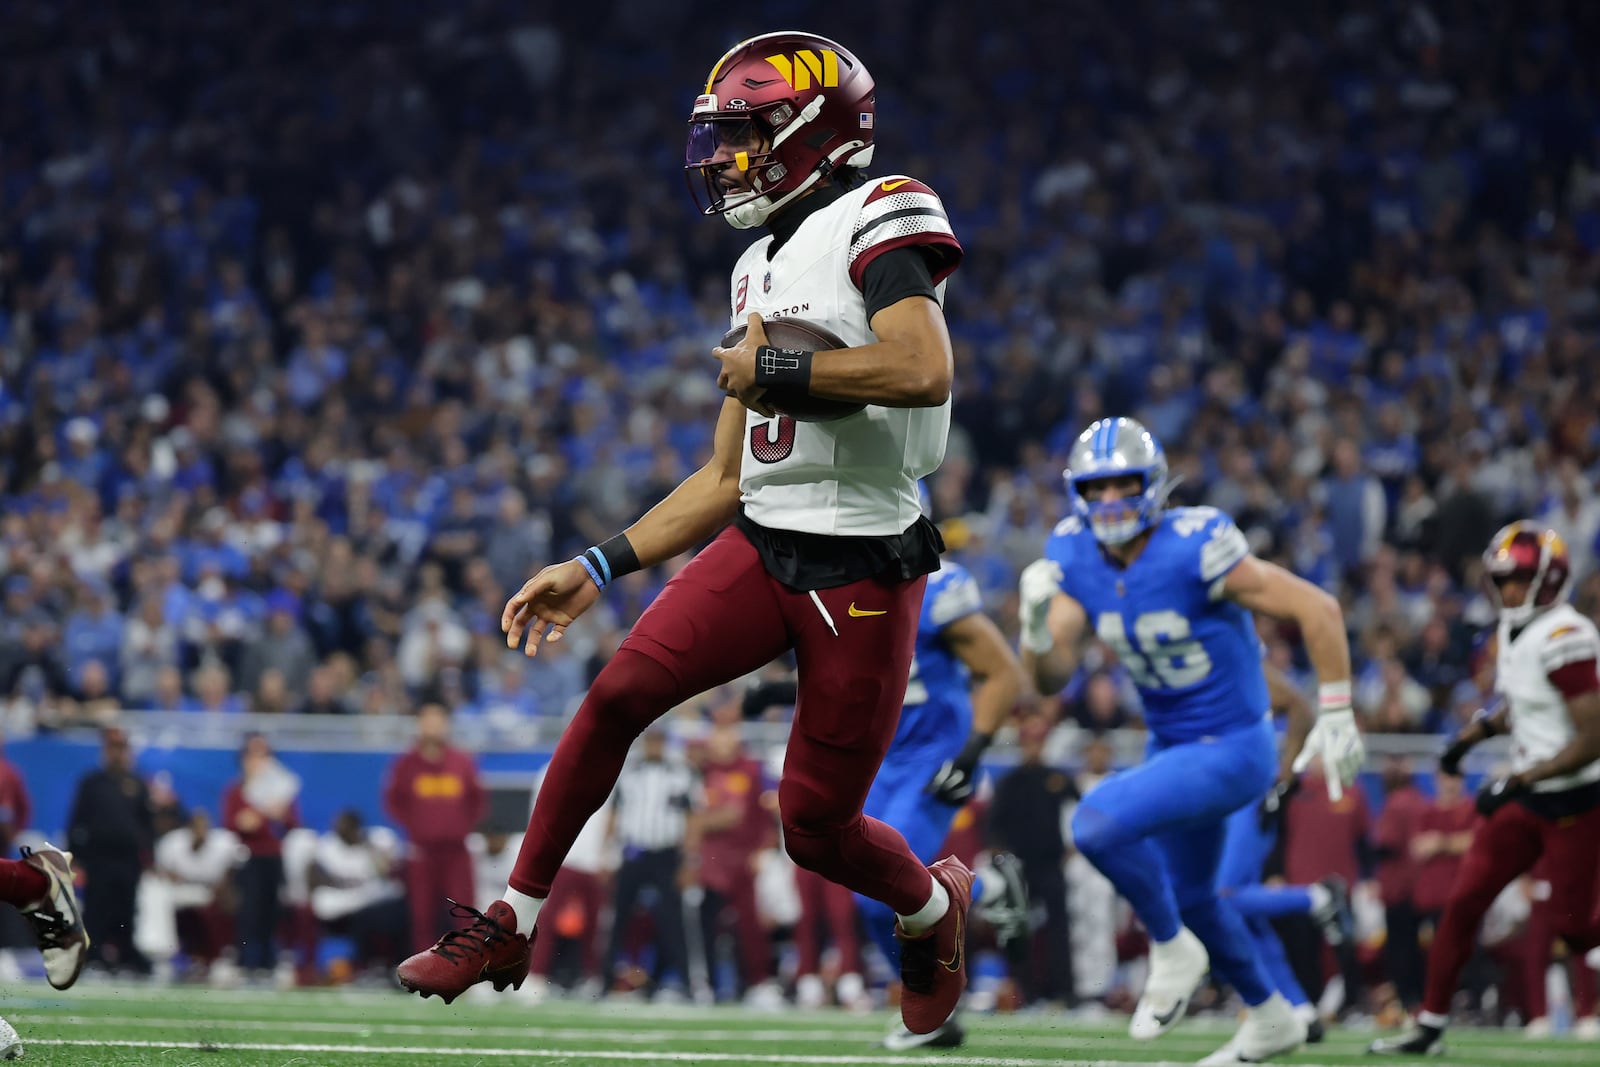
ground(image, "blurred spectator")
xmin=690 ymin=723 xmax=778 ymax=1006
xmin=1322 ymin=439 xmax=1387 ymax=582
xmin=991 ymin=715 xmax=1078 ymax=1006
xmin=309 ymin=810 xmax=408 ymax=978
xmin=62 ymin=581 xmax=123 ymax=697
xmin=522 ymin=765 xmax=614 ymax=996
xmin=605 ymin=727 xmax=694 ymax=999
xmin=1372 ymin=758 xmax=1431 ymax=1012
xmin=1282 ymin=765 xmax=1372 ymax=1006
xmin=182 ymin=663 xmax=244 ymax=715
xmin=238 ymin=593 xmax=316 ymax=703
xmin=1066 ymin=734 xmax=1120 ymax=1005
xmin=0 ymin=731 xmax=28 ymax=856
xmin=382 ymin=702 xmax=486 ymax=952
xmin=66 ymin=727 xmax=154 ymax=974
xmin=222 ymin=733 xmax=301 ymax=978
xmin=152 ymin=809 xmax=240 ymax=978
xmin=1411 ymin=773 xmax=1476 ymax=930
xmin=120 ymin=597 xmax=180 ymax=708
xmin=1539 ymin=459 xmax=1600 ymax=585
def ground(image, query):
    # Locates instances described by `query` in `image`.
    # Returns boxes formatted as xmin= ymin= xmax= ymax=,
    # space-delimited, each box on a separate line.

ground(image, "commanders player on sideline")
xmin=398 ymin=31 xmax=971 ymax=1036
xmin=1372 ymin=523 xmax=1600 ymax=1056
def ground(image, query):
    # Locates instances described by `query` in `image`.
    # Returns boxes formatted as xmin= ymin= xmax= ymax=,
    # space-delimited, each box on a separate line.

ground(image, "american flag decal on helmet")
xmin=859 ymin=112 xmax=873 ymax=129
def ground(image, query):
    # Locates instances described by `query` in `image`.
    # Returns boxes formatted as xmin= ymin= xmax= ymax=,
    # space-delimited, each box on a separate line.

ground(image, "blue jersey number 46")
xmin=1095 ymin=610 xmax=1212 ymax=689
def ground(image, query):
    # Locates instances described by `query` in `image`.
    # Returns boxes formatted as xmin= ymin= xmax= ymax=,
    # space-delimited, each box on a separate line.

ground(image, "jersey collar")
xmin=766 ymin=183 xmax=847 ymax=258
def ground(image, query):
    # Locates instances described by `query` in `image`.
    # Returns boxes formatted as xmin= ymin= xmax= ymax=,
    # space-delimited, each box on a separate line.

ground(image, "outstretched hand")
xmin=501 ymin=560 xmax=602 ymax=657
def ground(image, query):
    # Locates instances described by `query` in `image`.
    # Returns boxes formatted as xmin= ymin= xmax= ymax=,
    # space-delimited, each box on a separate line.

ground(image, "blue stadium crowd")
xmin=1 ymin=0 xmax=1600 ymax=746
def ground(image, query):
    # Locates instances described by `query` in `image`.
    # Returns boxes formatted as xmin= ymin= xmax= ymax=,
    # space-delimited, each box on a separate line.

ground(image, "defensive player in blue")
xmin=864 ymin=490 xmax=1031 ymax=1051
xmin=1019 ymin=417 xmax=1365 ymax=1065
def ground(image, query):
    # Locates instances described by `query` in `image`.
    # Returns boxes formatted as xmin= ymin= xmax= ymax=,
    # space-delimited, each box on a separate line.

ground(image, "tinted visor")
xmin=685 ymin=118 xmax=759 ymax=167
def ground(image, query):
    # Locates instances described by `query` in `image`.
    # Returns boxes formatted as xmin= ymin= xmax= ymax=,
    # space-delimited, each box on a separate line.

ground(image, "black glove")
xmin=1258 ymin=776 xmax=1302 ymax=831
xmin=1438 ymin=734 xmax=1476 ymax=777
xmin=1475 ymin=775 xmax=1527 ymax=818
xmin=925 ymin=732 xmax=994 ymax=806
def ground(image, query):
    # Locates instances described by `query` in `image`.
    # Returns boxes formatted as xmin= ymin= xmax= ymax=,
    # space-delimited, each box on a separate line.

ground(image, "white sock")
xmin=897 ymin=879 xmax=951 ymax=936
xmin=1307 ymin=883 xmax=1332 ymax=913
xmin=1417 ymin=1010 xmax=1449 ymax=1030
xmin=500 ymin=887 xmax=544 ymax=937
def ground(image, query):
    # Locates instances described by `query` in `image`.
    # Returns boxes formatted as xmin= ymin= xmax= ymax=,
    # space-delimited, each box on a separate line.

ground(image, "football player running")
xmin=398 ymin=31 xmax=973 ymax=1037
xmin=0 ymin=843 xmax=91 ymax=1059
xmin=1371 ymin=523 xmax=1600 ymax=1056
xmin=1019 ymin=417 xmax=1364 ymax=1065
xmin=869 ymin=487 xmax=1031 ymax=1051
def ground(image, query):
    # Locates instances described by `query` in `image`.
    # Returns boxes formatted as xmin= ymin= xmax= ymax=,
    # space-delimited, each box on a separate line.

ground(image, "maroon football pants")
xmin=510 ymin=526 xmax=934 ymax=915
xmin=1423 ymin=799 xmax=1600 ymax=1017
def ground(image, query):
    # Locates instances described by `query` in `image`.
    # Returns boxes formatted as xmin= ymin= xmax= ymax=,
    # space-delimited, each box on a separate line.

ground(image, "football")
xmin=719 ymin=317 xmax=866 ymax=422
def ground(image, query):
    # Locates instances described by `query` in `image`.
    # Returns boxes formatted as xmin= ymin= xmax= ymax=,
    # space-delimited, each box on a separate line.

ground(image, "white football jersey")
xmin=728 ymin=175 xmax=961 ymax=536
xmin=1496 ymin=603 xmax=1600 ymax=792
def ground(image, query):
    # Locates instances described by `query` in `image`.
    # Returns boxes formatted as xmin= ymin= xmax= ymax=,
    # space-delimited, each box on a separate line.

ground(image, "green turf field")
xmin=2 ymin=982 xmax=1592 ymax=1066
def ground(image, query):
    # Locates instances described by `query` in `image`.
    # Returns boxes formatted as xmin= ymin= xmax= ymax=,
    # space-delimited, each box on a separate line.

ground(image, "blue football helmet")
xmin=1065 ymin=416 xmax=1171 ymax=545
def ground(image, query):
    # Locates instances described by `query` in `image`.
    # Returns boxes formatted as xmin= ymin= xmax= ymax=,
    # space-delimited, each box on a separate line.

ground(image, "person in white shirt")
xmin=310 ymin=810 xmax=407 ymax=976
xmin=153 ymin=809 xmax=242 ymax=975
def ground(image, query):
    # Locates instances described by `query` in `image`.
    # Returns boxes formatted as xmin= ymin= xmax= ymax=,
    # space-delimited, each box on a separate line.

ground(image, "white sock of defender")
xmin=1417 ymin=1010 xmax=1449 ymax=1030
xmin=897 ymin=879 xmax=950 ymax=936
xmin=1307 ymin=883 xmax=1333 ymax=913
xmin=501 ymin=887 xmax=544 ymax=937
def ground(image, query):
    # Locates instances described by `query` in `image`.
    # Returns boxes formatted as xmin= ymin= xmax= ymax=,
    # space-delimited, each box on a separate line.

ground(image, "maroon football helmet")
xmin=1482 ymin=521 xmax=1572 ymax=625
xmin=686 ymin=31 xmax=876 ymax=229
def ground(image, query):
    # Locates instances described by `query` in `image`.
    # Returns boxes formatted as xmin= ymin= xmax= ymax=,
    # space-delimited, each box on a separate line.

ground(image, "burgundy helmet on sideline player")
xmin=686 ymin=31 xmax=876 ymax=229
xmin=1482 ymin=521 xmax=1573 ymax=627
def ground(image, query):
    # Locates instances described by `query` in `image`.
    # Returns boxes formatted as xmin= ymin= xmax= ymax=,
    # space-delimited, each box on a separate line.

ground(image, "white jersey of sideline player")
xmin=729 ymin=175 xmax=959 ymax=536
xmin=1498 ymin=602 xmax=1600 ymax=792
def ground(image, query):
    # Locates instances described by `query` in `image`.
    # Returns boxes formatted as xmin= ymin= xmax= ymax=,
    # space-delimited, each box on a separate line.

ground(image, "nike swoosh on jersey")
xmin=880 ymin=179 xmax=911 ymax=192
xmin=848 ymin=603 xmax=888 ymax=618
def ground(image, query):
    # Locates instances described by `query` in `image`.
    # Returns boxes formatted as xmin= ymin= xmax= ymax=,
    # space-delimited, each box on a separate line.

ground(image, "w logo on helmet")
xmin=765 ymin=50 xmax=839 ymax=91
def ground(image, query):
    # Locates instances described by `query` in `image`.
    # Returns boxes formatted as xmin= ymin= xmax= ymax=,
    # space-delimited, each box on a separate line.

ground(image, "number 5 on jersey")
xmin=1096 ymin=609 xmax=1213 ymax=689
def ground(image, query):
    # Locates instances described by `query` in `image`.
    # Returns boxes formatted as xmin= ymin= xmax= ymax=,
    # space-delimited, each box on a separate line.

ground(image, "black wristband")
xmin=754 ymin=346 xmax=813 ymax=391
xmin=594 ymin=533 xmax=641 ymax=581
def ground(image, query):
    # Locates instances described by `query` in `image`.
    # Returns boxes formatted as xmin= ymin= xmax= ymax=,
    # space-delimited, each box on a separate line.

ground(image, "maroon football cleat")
xmin=896 ymin=855 xmax=974 ymax=1035
xmin=396 ymin=899 xmax=530 ymax=1004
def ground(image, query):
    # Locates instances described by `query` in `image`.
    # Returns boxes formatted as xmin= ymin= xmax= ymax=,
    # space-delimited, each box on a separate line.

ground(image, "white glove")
xmin=1018 ymin=558 xmax=1063 ymax=654
xmin=1292 ymin=706 xmax=1365 ymax=802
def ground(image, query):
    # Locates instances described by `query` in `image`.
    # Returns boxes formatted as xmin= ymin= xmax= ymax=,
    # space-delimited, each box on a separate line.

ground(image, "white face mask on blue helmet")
xmin=1064 ymin=416 xmax=1171 ymax=546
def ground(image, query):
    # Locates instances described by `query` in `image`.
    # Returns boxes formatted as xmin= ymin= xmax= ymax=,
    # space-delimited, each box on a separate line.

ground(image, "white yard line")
xmin=24 ymin=1040 xmax=1372 ymax=1067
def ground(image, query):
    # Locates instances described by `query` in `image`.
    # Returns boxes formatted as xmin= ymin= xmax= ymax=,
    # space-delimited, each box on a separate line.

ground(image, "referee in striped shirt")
xmin=604 ymin=726 xmax=697 ymax=997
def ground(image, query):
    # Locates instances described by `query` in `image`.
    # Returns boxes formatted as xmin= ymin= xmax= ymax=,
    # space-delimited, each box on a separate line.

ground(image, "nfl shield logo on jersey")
xmin=763 ymin=271 xmax=772 ymax=294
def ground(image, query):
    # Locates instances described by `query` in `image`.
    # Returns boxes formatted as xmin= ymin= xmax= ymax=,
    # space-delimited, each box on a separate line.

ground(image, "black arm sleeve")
xmin=858 ymin=246 xmax=938 ymax=321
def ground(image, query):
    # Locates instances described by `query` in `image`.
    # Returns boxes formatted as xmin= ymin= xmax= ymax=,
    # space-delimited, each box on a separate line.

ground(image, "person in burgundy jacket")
xmin=384 ymin=701 xmax=486 ymax=951
xmin=689 ymin=723 xmax=776 ymax=1003
xmin=222 ymin=732 xmax=301 ymax=977
xmin=1371 ymin=756 xmax=1431 ymax=1011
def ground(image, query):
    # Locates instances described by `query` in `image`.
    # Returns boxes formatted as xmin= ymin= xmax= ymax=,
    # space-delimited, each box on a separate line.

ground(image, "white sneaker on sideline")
xmin=795 ymin=974 xmax=826 ymax=1009
xmin=1573 ymin=1017 xmax=1600 ymax=1041
xmin=1523 ymin=1017 xmax=1552 ymax=1039
xmin=1129 ymin=927 xmax=1209 ymax=1039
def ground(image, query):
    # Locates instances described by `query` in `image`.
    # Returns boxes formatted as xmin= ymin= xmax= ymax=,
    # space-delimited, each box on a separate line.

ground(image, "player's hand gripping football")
xmin=713 ymin=312 xmax=777 ymax=417
xmin=1292 ymin=699 xmax=1365 ymax=802
xmin=501 ymin=560 xmax=602 ymax=657
xmin=1018 ymin=558 xmax=1063 ymax=654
